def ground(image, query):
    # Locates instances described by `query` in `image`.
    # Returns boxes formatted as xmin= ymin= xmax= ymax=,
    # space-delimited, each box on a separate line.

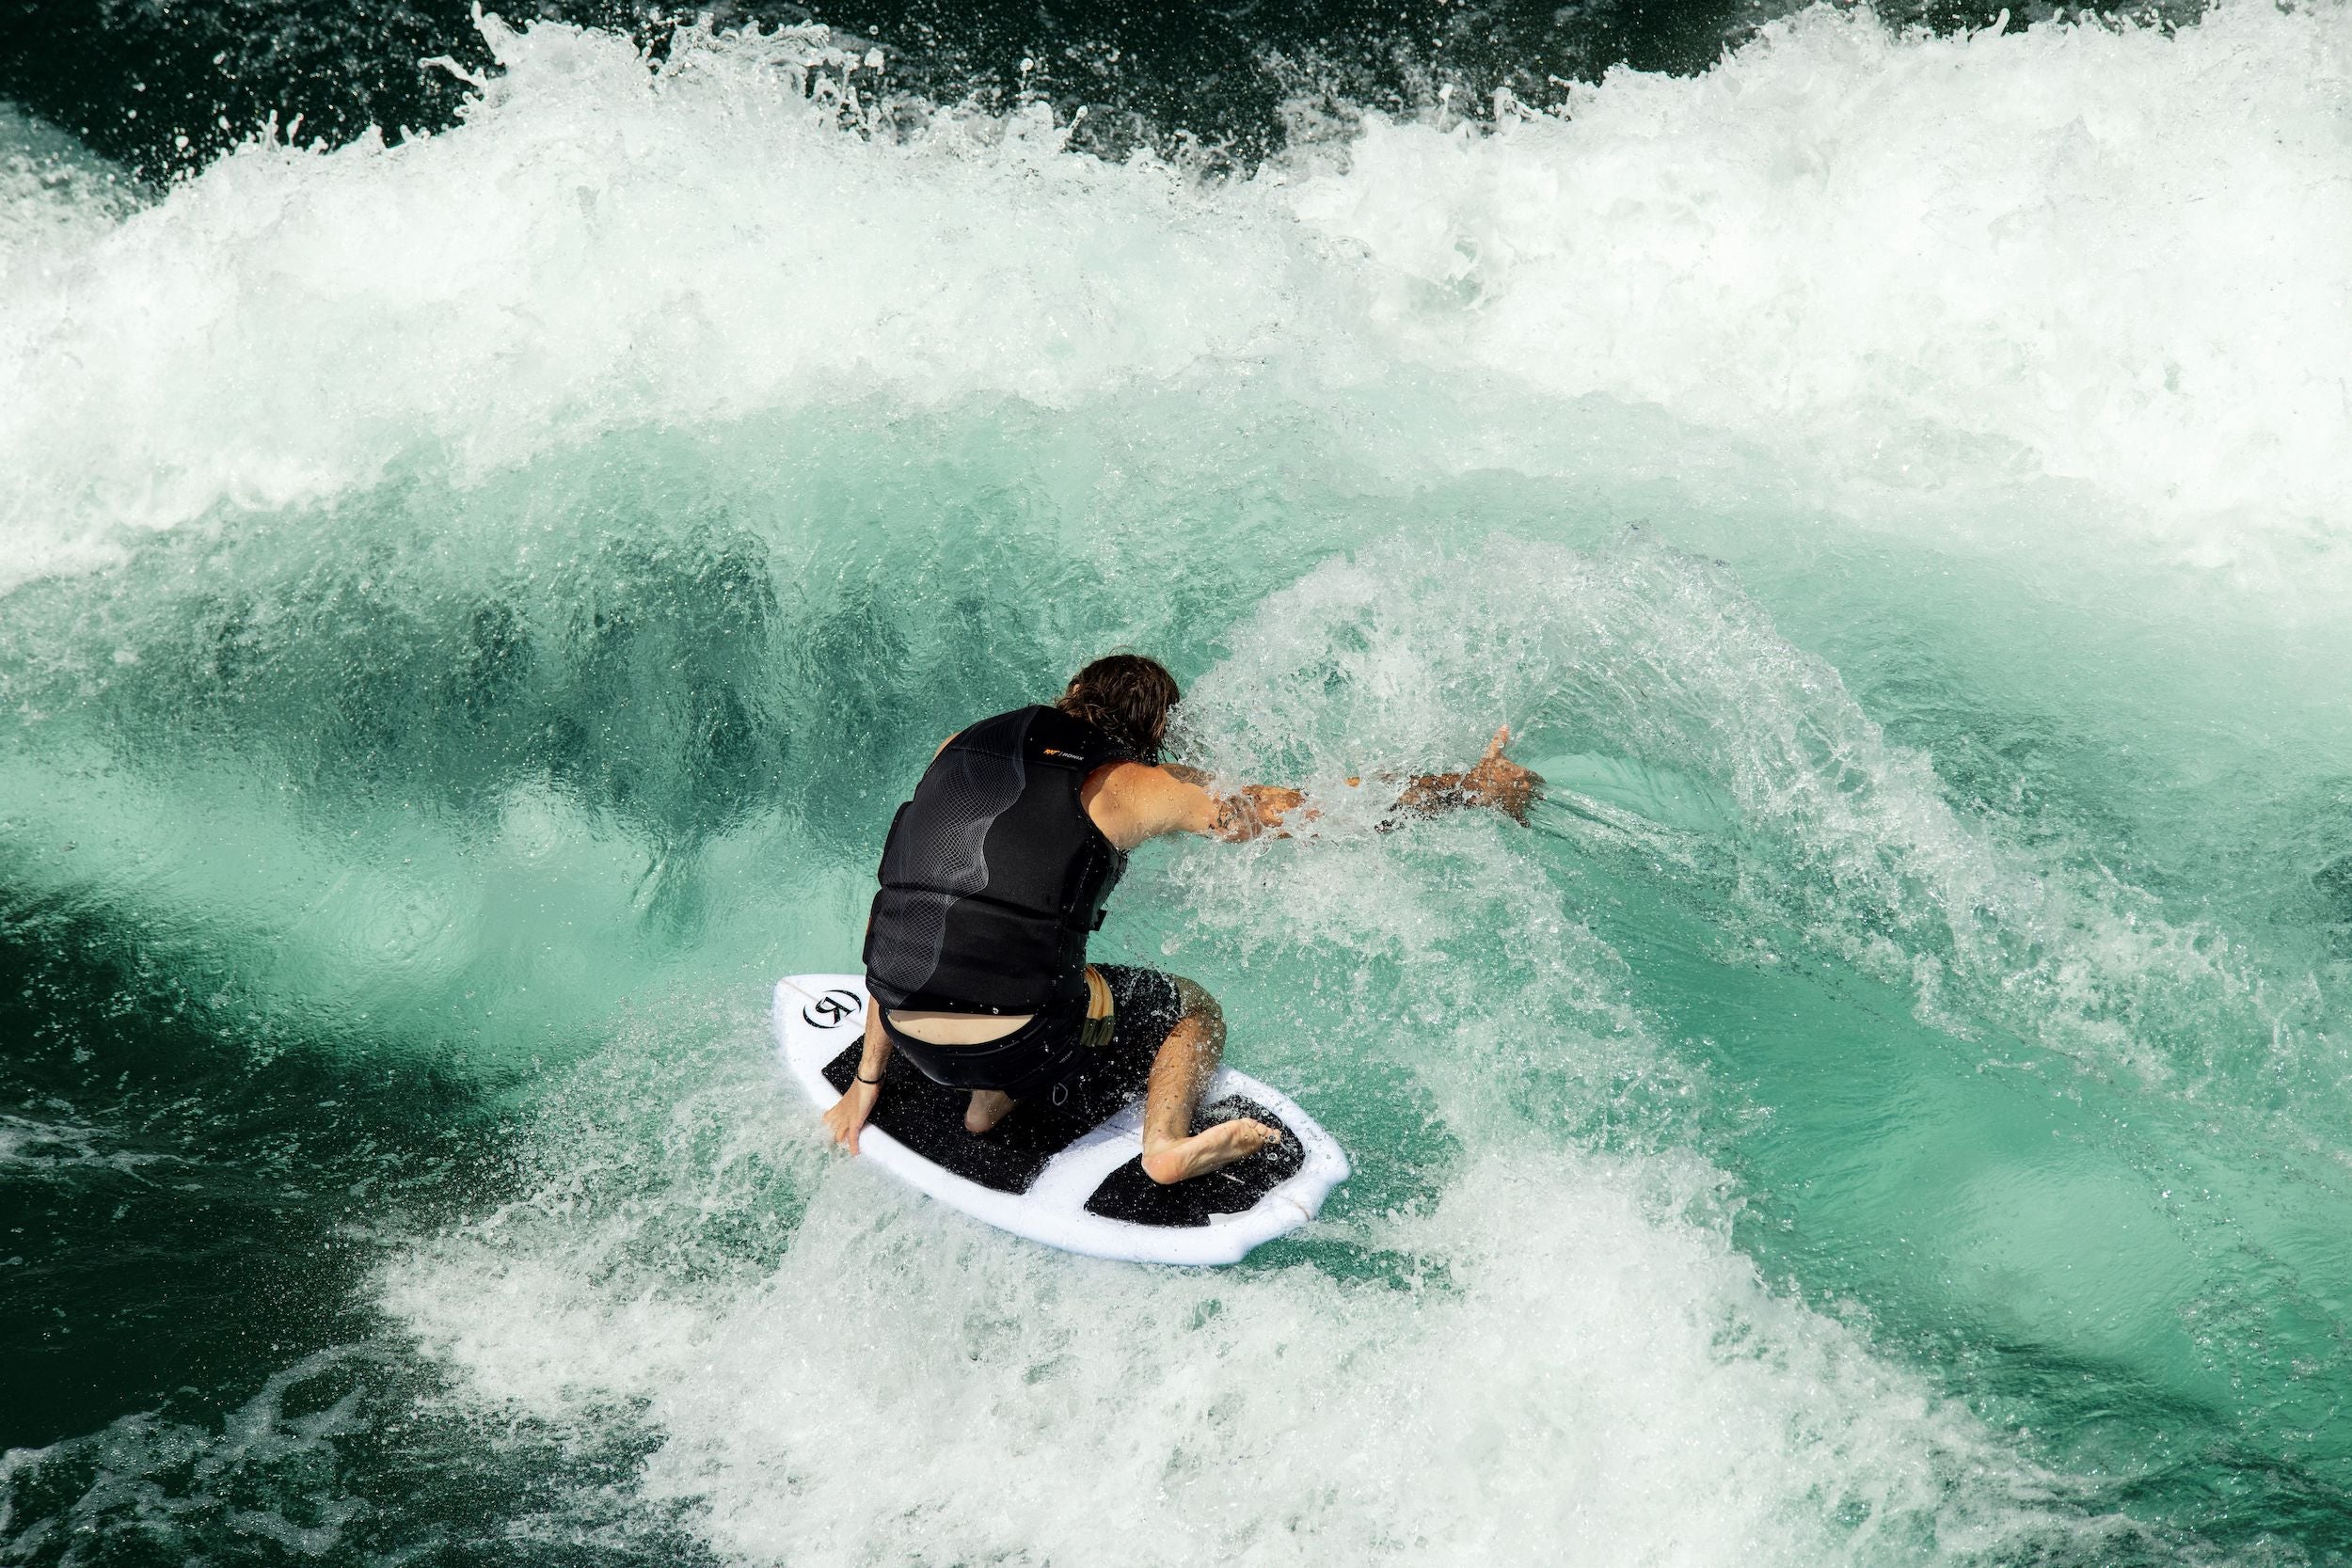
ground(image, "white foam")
xmin=386 ymin=1053 xmax=2063 ymax=1565
xmin=4 ymin=4 xmax=2346 ymax=588
xmin=0 ymin=102 xmax=140 ymax=274
xmin=0 ymin=19 xmax=1326 ymax=588
xmin=1288 ymin=2 xmax=2352 ymax=531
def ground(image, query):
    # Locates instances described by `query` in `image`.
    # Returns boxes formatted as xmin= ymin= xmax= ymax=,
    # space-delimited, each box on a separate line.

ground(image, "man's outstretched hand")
xmin=1460 ymin=725 xmax=1543 ymax=824
xmin=1383 ymin=725 xmax=1545 ymax=826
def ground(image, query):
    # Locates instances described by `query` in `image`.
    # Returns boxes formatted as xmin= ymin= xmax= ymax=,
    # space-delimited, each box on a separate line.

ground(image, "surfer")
xmin=821 ymin=655 xmax=1540 ymax=1183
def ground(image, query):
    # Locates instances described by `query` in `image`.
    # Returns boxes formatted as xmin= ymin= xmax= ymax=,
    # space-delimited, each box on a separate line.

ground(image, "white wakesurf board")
xmin=776 ymin=974 xmax=1349 ymax=1266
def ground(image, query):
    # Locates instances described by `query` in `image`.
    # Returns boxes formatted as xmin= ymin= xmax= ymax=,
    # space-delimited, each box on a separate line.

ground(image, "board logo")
xmin=803 ymin=990 xmax=861 ymax=1029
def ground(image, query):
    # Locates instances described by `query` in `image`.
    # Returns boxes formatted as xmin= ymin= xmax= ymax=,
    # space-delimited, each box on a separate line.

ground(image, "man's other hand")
xmin=822 ymin=1079 xmax=882 ymax=1154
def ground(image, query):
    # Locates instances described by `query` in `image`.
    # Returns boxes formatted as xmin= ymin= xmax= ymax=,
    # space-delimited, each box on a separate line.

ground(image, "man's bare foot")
xmin=1140 ymin=1117 xmax=1280 ymax=1184
xmin=965 ymin=1089 xmax=1016 ymax=1135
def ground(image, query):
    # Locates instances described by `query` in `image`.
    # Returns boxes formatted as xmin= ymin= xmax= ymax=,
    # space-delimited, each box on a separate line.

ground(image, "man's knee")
xmin=1168 ymin=975 xmax=1224 ymax=1044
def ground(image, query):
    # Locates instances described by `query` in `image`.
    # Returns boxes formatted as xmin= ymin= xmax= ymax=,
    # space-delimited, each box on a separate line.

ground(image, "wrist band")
xmin=855 ymin=1070 xmax=884 ymax=1085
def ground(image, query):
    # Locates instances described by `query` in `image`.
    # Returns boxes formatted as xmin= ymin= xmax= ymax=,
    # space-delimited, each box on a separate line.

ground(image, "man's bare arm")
xmin=820 ymin=999 xmax=893 ymax=1154
xmin=1122 ymin=726 xmax=1541 ymax=846
xmin=1209 ymin=784 xmax=1309 ymax=840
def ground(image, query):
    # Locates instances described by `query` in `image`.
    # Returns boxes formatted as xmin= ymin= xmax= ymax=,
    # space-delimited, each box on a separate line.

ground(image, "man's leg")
xmin=1138 ymin=977 xmax=1279 ymax=1185
xmin=965 ymin=1089 xmax=1015 ymax=1134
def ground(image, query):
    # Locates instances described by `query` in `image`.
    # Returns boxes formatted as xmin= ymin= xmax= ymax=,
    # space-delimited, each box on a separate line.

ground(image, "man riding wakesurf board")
xmin=822 ymin=654 xmax=1541 ymax=1183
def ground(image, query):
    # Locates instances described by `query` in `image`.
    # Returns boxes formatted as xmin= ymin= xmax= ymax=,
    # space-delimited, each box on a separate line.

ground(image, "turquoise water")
xmin=5 ymin=5 xmax=2352 ymax=1562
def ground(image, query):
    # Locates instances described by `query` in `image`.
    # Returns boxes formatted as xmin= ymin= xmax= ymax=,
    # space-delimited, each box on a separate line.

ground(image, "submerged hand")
xmin=822 ymin=1078 xmax=881 ymax=1154
xmin=1380 ymin=725 xmax=1546 ymax=828
xmin=1461 ymin=725 xmax=1543 ymax=824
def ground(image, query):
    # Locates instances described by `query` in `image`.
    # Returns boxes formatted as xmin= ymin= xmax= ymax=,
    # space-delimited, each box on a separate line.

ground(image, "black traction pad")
xmin=824 ymin=1045 xmax=1306 ymax=1223
xmin=824 ymin=1037 xmax=1151 ymax=1195
xmin=1083 ymin=1097 xmax=1306 ymax=1227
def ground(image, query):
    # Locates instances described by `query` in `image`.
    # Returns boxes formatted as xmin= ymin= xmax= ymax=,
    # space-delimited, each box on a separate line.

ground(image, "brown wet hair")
xmin=1055 ymin=654 xmax=1181 ymax=765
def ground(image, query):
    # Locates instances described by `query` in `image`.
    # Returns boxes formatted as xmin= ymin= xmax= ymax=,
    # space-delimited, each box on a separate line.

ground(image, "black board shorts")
xmin=820 ymin=964 xmax=1308 ymax=1218
xmin=1049 ymin=963 xmax=1182 ymax=1107
xmin=880 ymin=964 xmax=1182 ymax=1107
xmin=830 ymin=964 xmax=1309 ymax=1211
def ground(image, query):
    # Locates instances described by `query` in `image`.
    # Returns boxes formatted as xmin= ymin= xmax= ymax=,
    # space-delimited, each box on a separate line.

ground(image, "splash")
xmin=4 ymin=6 xmax=2347 ymax=586
xmin=382 ymin=1012 xmax=2079 ymax=1567
xmin=1290 ymin=2 xmax=2352 ymax=537
xmin=6 ymin=1 xmax=2352 ymax=1561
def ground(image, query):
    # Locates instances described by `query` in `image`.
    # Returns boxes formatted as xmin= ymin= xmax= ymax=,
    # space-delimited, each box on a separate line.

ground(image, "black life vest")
xmin=863 ymin=705 xmax=1134 ymax=1013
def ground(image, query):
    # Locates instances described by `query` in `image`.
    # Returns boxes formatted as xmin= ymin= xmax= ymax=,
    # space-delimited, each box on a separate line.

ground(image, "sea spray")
xmin=6 ymin=2 xmax=2352 ymax=1560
